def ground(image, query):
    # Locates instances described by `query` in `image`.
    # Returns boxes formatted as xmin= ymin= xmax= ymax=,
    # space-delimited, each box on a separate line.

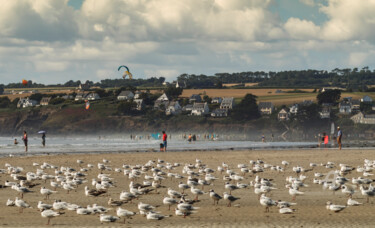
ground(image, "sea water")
xmin=0 ymin=136 xmax=318 ymax=157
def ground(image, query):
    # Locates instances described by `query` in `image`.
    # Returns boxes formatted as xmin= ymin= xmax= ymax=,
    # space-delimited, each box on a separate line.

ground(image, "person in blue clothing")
xmin=337 ymin=127 xmax=342 ymax=150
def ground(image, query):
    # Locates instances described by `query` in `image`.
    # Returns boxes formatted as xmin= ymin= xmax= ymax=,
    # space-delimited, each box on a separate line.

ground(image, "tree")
xmin=203 ymin=95 xmax=212 ymax=103
xmin=316 ymin=89 xmax=341 ymax=104
xmin=295 ymin=104 xmax=320 ymax=123
xmin=0 ymin=97 xmax=11 ymax=108
xmin=117 ymin=101 xmax=136 ymax=115
xmin=0 ymin=85 xmax=4 ymax=95
xmin=231 ymin=94 xmax=260 ymax=120
xmin=29 ymin=93 xmax=45 ymax=102
xmin=49 ymin=97 xmax=65 ymax=105
xmin=164 ymin=86 xmax=183 ymax=99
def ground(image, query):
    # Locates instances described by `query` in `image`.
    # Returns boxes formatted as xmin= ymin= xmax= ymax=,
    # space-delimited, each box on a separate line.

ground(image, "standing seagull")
xmin=116 ymin=207 xmax=136 ymax=224
xmin=223 ymin=192 xmax=240 ymax=207
xmin=40 ymin=187 xmax=57 ymax=200
xmin=41 ymin=209 xmax=61 ymax=225
xmin=209 ymin=189 xmax=222 ymax=205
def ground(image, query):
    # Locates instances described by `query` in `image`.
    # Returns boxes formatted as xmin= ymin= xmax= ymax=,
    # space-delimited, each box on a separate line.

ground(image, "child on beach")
xmin=22 ymin=131 xmax=28 ymax=152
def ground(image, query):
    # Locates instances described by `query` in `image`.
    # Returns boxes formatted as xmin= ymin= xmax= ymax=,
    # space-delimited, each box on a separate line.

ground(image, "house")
xmin=133 ymin=99 xmax=144 ymax=111
xmin=182 ymin=104 xmax=193 ymax=112
xmin=351 ymin=112 xmax=375 ymax=124
xmin=154 ymin=93 xmax=170 ymax=110
xmin=86 ymin=93 xmax=100 ymax=101
xmin=75 ymin=92 xmax=88 ymax=101
xmin=361 ymin=95 xmax=373 ymax=103
xmin=319 ymin=104 xmax=331 ymax=119
xmin=166 ymin=101 xmax=182 ymax=115
xmin=40 ymin=97 xmax=52 ymax=106
xmin=117 ymin=91 xmax=134 ymax=100
xmin=301 ymin=100 xmax=313 ymax=106
xmin=211 ymin=109 xmax=228 ymax=117
xmin=289 ymin=104 xmax=299 ymax=115
xmin=220 ymin=97 xmax=235 ymax=109
xmin=191 ymin=102 xmax=209 ymax=116
xmin=339 ymin=100 xmax=352 ymax=114
xmin=17 ymin=98 xmax=37 ymax=108
xmin=189 ymin=94 xmax=202 ymax=103
xmin=351 ymin=100 xmax=361 ymax=112
xmin=211 ymin=97 xmax=222 ymax=104
xmin=258 ymin=102 xmax=274 ymax=115
xmin=278 ymin=109 xmax=289 ymax=121
xmin=134 ymin=91 xmax=142 ymax=99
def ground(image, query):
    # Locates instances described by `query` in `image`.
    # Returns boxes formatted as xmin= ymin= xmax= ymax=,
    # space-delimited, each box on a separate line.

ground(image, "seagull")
xmin=279 ymin=207 xmax=296 ymax=214
xmin=277 ymin=200 xmax=297 ymax=208
xmin=178 ymin=182 xmax=190 ymax=194
xmin=15 ymin=197 xmax=31 ymax=213
xmin=288 ymin=186 xmax=304 ymax=201
xmin=41 ymin=209 xmax=61 ymax=225
xmin=225 ymin=182 xmax=239 ymax=194
xmin=120 ymin=191 xmax=137 ymax=202
xmin=116 ymin=207 xmax=136 ymax=224
xmin=168 ymin=188 xmax=182 ymax=198
xmin=359 ymin=185 xmax=375 ymax=203
xmin=108 ymin=198 xmax=126 ymax=207
xmin=209 ymin=189 xmax=222 ymax=205
xmin=347 ymin=198 xmax=362 ymax=206
xmin=326 ymin=201 xmax=346 ymax=212
xmin=38 ymin=201 xmax=53 ymax=211
xmin=146 ymin=211 xmax=169 ymax=220
xmin=12 ymin=185 xmax=33 ymax=198
xmin=341 ymin=185 xmax=356 ymax=198
xmin=84 ymin=186 xmax=106 ymax=197
xmin=223 ymin=192 xmax=240 ymax=207
xmin=6 ymin=199 xmax=15 ymax=206
xmin=100 ymin=214 xmax=119 ymax=223
xmin=40 ymin=187 xmax=57 ymax=200
xmin=138 ymin=202 xmax=155 ymax=213
xmin=177 ymin=202 xmax=199 ymax=218
xmin=163 ymin=197 xmax=178 ymax=210
xmin=260 ymin=194 xmax=277 ymax=212
xmin=190 ymin=187 xmax=205 ymax=201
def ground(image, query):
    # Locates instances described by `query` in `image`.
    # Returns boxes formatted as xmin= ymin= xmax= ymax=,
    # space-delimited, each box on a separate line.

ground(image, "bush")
xmin=49 ymin=97 xmax=65 ymax=105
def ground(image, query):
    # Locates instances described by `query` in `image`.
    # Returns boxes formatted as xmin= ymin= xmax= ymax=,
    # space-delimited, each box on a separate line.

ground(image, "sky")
xmin=1 ymin=0 xmax=375 ymax=84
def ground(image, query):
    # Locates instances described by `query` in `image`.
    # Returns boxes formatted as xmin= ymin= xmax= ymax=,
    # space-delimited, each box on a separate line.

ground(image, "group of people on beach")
xmin=318 ymin=127 xmax=342 ymax=150
xmin=14 ymin=131 xmax=46 ymax=152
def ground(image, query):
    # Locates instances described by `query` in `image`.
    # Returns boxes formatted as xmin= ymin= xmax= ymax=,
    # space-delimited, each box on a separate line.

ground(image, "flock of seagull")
xmin=1 ymin=156 xmax=375 ymax=225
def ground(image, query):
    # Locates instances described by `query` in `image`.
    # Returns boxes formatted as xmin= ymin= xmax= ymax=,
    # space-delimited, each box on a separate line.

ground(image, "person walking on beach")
xmin=337 ymin=127 xmax=342 ymax=150
xmin=22 ymin=131 xmax=28 ymax=152
xmin=42 ymin=133 xmax=46 ymax=147
xmin=162 ymin=131 xmax=167 ymax=152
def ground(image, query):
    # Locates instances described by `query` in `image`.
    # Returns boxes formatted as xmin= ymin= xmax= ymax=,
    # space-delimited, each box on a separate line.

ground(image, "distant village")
xmin=7 ymin=82 xmax=375 ymax=126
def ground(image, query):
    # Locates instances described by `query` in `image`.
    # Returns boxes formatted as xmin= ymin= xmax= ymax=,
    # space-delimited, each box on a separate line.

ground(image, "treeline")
xmin=1 ymin=67 xmax=375 ymax=90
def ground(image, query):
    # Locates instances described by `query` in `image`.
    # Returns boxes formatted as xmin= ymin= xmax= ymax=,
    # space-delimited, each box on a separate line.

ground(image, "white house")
xmin=319 ymin=104 xmax=331 ymax=119
xmin=289 ymin=104 xmax=299 ymax=115
xmin=339 ymin=101 xmax=352 ymax=114
xmin=189 ymin=94 xmax=202 ymax=103
xmin=134 ymin=91 xmax=142 ymax=99
xmin=211 ymin=109 xmax=228 ymax=117
xmin=75 ymin=92 xmax=88 ymax=101
xmin=117 ymin=91 xmax=134 ymax=100
xmin=220 ymin=97 xmax=235 ymax=109
xmin=166 ymin=101 xmax=182 ymax=115
xmin=361 ymin=95 xmax=373 ymax=103
xmin=278 ymin=109 xmax=289 ymax=121
xmin=191 ymin=102 xmax=209 ymax=116
xmin=40 ymin=97 xmax=52 ymax=106
xmin=154 ymin=93 xmax=170 ymax=110
xmin=17 ymin=98 xmax=37 ymax=108
xmin=351 ymin=112 xmax=375 ymax=124
xmin=87 ymin=93 xmax=101 ymax=101
xmin=133 ymin=99 xmax=144 ymax=111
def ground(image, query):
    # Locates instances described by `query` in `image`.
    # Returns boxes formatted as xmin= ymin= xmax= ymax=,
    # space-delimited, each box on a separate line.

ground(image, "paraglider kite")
xmin=22 ymin=79 xmax=28 ymax=86
xmin=118 ymin=65 xmax=133 ymax=79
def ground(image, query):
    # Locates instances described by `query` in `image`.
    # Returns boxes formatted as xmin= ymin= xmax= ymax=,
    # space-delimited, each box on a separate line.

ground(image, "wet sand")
xmin=0 ymin=149 xmax=374 ymax=227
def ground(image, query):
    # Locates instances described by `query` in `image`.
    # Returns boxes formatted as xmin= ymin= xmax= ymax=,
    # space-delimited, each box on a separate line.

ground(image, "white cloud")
xmin=284 ymin=18 xmax=321 ymax=40
xmin=299 ymin=0 xmax=315 ymax=7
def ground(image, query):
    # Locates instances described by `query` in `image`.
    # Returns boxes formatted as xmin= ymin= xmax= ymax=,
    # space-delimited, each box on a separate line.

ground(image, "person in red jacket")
xmin=162 ymin=131 xmax=167 ymax=152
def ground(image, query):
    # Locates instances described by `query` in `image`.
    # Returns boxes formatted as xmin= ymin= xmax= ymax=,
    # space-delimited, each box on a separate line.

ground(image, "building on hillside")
xmin=182 ymin=104 xmax=193 ymax=112
xmin=40 ymin=97 xmax=52 ymax=106
xmin=258 ymin=102 xmax=274 ymax=115
xmin=17 ymin=98 xmax=38 ymax=108
xmin=117 ymin=91 xmax=134 ymax=101
xmin=133 ymin=99 xmax=144 ymax=111
xmin=87 ymin=93 xmax=100 ymax=101
xmin=289 ymin=104 xmax=299 ymax=115
xmin=211 ymin=108 xmax=228 ymax=117
xmin=154 ymin=93 xmax=170 ymax=110
xmin=220 ymin=97 xmax=235 ymax=109
xmin=319 ymin=104 xmax=331 ymax=119
xmin=351 ymin=99 xmax=361 ymax=112
xmin=176 ymin=81 xmax=186 ymax=88
xmin=75 ymin=92 xmax=88 ymax=101
xmin=278 ymin=109 xmax=289 ymax=121
xmin=166 ymin=101 xmax=182 ymax=115
xmin=62 ymin=94 xmax=74 ymax=100
xmin=191 ymin=102 xmax=209 ymax=116
xmin=189 ymin=94 xmax=202 ymax=103
xmin=134 ymin=91 xmax=142 ymax=99
xmin=339 ymin=100 xmax=352 ymax=114
xmin=361 ymin=95 xmax=373 ymax=103
xmin=211 ymin=97 xmax=222 ymax=104
xmin=351 ymin=112 xmax=375 ymax=124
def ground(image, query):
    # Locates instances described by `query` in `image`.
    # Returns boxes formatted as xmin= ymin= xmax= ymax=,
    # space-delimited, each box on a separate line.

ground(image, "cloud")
xmin=284 ymin=18 xmax=320 ymax=40
xmin=299 ymin=0 xmax=315 ymax=7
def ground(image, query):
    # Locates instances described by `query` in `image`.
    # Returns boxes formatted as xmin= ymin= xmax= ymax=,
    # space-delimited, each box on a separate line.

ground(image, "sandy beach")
xmin=1 ymin=149 xmax=375 ymax=227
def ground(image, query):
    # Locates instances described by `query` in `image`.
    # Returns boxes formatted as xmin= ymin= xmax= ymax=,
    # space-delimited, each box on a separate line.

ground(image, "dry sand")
xmin=1 ymin=149 xmax=375 ymax=227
